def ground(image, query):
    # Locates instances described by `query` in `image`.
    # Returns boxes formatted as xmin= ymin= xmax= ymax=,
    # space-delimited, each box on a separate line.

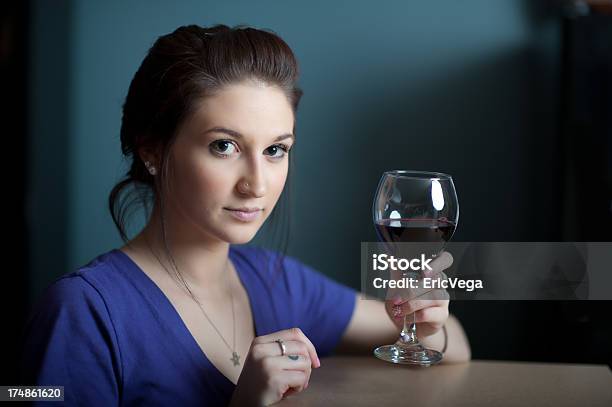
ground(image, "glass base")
xmin=374 ymin=342 xmax=443 ymax=367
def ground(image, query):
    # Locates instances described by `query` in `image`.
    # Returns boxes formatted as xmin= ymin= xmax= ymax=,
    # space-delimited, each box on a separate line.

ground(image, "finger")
xmin=282 ymin=387 xmax=299 ymax=399
xmin=423 ymin=251 xmax=453 ymax=277
xmin=386 ymin=271 xmax=449 ymax=304
xmin=411 ymin=271 xmax=450 ymax=302
xmin=392 ymin=298 xmax=449 ymax=317
xmin=414 ymin=305 xmax=449 ymax=325
xmin=388 ymin=285 xmax=449 ymax=305
xmin=254 ymin=328 xmax=320 ymax=368
xmin=277 ymin=370 xmax=308 ymax=396
xmin=278 ymin=354 xmax=313 ymax=392
xmin=255 ymin=340 xmax=311 ymax=360
xmin=261 ymin=354 xmax=311 ymax=382
xmin=410 ymin=286 xmax=450 ymax=302
xmin=273 ymin=354 xmax=313 ymax=373
xmin=420 ymin=287 xmax=450 ymax=301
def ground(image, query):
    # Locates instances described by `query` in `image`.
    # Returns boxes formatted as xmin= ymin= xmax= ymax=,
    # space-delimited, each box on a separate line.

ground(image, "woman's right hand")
xmin=230 ymin=327 xmax=321 ymax=406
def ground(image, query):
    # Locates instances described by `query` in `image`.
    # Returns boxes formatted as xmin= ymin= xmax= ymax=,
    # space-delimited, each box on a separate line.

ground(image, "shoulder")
xmin=24 ymin=250 xmax=133 ymax=349
xmin=42 ymin=273 xmax=101 ymax=305
xmin=29 ymin=249 xmax=137 ymax=324
xmin=29 ymin=252 xmax=118 ymax=320
xmin=71 ymin=249 xmax=133 ymax=290
xmin=22 ymin=253 xmax=124 ymax=398
xmin=23 ymin=254 xmax=123 ymax=362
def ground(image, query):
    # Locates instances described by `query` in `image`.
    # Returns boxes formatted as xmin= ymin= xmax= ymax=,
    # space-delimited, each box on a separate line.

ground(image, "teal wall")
xmin=28 ymin=0 xmax=561 ymax=302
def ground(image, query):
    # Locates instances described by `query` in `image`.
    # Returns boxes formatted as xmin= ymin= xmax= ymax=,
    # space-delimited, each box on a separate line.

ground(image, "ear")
xmin=138 ymin=145 xmax=161 ymax=168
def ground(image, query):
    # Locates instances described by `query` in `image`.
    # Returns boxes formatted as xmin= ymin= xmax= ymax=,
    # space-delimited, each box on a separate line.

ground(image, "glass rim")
xmin=383 ymin=170 xmax=453 ymax=180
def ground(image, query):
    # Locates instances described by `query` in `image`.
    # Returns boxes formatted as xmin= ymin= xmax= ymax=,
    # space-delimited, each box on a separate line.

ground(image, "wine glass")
xmin=372 ymin=170 xmax=459 ymax=366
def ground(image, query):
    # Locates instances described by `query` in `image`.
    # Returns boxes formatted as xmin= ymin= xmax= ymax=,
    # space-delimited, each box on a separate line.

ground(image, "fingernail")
xmin=316 ymin=358 xmax=321 ymax=368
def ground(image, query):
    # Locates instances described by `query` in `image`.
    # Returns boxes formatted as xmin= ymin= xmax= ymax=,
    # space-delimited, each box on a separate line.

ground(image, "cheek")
xmin=270 ymin=163 xmax=289 ymax=195
xmin=172 ymin=153 xmax=230 ymax=206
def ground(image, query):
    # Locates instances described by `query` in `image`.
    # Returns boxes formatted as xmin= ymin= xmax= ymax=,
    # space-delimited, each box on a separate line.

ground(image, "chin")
xmin=220 ymin=227 xmax=259 ymax=245
xmin=229 ymin=235 xmax=255 ymax=245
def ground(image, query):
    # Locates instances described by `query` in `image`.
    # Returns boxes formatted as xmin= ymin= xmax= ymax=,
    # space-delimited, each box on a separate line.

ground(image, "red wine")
xmin=374 ymin=218 xmax=456 ymax=243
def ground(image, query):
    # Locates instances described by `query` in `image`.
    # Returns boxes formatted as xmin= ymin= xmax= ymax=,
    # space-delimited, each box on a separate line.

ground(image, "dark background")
xmin=2 ymin=0 xmax=611 ymax=385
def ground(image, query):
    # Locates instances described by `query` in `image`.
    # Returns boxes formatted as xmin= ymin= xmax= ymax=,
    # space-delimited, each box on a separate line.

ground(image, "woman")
xmin=22 ymin=24 xmax=470 ymax=406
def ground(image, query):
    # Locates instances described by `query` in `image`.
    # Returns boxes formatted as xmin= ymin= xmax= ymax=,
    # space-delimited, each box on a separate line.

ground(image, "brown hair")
xmin=108 ymin=24 xmax=301 ymax=280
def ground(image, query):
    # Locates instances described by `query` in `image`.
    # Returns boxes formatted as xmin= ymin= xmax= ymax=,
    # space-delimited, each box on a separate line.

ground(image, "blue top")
xmin=21 ymin=246 xmax=356 ymax=406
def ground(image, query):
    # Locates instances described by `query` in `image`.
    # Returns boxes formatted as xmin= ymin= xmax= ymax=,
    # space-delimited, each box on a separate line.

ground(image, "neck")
xmin=133 ymin=204 xmax=232 ymax=294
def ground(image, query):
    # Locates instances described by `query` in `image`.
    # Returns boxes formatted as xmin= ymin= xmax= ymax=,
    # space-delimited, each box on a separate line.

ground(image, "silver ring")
xmin=275 ymin=339 xmax=286 ymax=356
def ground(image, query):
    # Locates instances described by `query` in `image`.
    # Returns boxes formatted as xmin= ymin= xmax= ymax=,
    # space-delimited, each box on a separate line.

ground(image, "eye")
xmin=210 ymin=140 xmax=238 ymax=157
xmin=264 ymin=144 xmax=290 ymax=159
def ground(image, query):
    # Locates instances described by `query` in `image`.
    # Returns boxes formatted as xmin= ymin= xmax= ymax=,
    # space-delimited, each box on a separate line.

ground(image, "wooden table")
xmin=277 ymin=357 xmax=612 ymax=406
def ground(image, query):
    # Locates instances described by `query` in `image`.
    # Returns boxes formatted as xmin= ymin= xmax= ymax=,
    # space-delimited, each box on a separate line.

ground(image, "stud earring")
xmin=144 ymin=161 xmax=157 ymax=176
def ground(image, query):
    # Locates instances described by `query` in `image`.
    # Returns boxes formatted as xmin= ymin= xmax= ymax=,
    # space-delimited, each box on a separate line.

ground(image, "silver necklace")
xmin=145 ymin=239 xmax=240 ymax=366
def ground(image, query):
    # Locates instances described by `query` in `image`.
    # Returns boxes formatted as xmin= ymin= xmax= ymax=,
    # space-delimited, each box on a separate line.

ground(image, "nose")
xmin=236 ymin=154 xmax=266 ymax=198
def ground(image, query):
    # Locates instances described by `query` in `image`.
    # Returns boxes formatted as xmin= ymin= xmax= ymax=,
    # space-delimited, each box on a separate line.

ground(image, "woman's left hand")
xmin=384 ymin=251 xmax=453 ymax=338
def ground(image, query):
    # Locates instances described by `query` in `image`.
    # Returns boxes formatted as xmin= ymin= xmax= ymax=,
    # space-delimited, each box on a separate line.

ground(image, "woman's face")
xmin=163 ymin=80 xmax=295 ymax=244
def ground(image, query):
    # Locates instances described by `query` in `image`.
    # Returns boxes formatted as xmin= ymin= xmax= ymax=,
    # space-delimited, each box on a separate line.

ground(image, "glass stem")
xmin=399 ymin=311 xmax=419 ymax=345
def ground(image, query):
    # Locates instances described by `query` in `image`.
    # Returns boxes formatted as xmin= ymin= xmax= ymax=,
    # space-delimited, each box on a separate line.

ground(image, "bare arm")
xmin=336 ymin=294 xmax=471 ymax=363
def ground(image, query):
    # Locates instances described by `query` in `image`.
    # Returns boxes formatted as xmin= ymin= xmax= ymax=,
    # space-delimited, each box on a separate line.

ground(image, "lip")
xmin=224 ymin=207 xmax=263 ymax=222
xmin=225 ymin=207 xmax=262 ymax=213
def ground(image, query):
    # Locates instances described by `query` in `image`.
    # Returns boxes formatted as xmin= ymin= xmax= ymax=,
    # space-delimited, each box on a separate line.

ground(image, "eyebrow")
xmin=202 ymin=126 xmax=295 ymax=142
